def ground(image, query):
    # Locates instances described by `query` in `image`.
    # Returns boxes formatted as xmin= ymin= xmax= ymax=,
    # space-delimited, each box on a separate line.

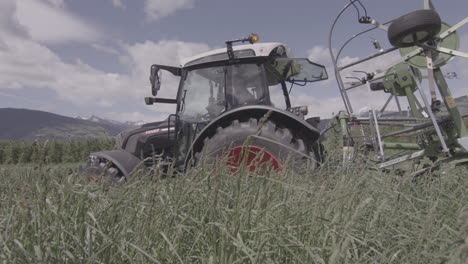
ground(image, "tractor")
xmin=81 ymin=34 xmax=328 ymax=182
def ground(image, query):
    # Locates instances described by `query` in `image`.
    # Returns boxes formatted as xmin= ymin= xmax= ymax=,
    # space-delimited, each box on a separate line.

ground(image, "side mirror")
xmin=149 ymin=65 xmax=161 ymax=96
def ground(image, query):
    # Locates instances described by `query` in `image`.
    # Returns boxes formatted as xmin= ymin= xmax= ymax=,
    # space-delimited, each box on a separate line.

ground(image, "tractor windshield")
xmin=179 ymin=63 xmax=270 ymax=122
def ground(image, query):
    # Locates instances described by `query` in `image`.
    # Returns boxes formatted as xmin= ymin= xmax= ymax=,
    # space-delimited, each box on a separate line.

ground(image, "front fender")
xmin=183 ymin=106 xmax=321 ymax=168
xmin=90 ymin=150 xmax=142 ymax=178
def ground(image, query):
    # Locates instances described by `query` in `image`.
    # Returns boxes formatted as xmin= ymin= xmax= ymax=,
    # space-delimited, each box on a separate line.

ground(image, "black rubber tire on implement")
xmin=388 ymin=9 xmax=442 ymax=48
xmin=79 ymin=160 xmax=126 ymax=184
xmin=196 ymin=118 xmax=318 ymax=173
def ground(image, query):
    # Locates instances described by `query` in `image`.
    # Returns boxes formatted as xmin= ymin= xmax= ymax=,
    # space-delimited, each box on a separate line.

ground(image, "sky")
xmin=0 ymin=0 xmax=467 ymax=123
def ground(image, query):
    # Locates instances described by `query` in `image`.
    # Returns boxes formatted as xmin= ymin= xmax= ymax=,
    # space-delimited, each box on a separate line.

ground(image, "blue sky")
xmin=0 ymin=0 xmax=467 ymax=122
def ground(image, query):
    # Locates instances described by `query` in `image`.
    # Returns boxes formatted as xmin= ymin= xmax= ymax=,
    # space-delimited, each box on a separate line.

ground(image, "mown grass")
xmin=0 ymin=158 xmax=467 ymax=263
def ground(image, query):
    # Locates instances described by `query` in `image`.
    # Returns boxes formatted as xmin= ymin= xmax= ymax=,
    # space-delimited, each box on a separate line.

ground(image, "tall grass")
xmin=0 ymin=159 xmax=467 ymax=263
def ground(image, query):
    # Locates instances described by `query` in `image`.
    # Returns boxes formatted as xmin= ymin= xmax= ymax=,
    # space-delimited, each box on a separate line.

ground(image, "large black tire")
xmin=388 ymin=9 xmax=441 ymax=48
xmin=196 ymin=118 xmax=318 ymax=174
xmin=79 ymin=159 xmax=126 ymax=184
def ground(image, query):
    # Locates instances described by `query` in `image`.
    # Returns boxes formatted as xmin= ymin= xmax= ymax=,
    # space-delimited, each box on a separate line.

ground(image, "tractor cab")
xmin=176 ymin=53 xmax=327 ymax=122
xmin=146 ymin=34 xmax=327 ymax=121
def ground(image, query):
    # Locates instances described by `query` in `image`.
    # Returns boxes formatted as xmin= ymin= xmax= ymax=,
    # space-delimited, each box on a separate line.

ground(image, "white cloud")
xmin=120 ymin=40 xmax=210 ymax=114
xmin=0 ymin=1 xmax=126 ymax=106
xmin=0 ymin=1 xmax=29 ymax=38
xmin=0 ymin=35 xmax=134 ymax=106
xmin=307 ymin=45 xmax=360 ymax=87
xmin=111 ymin=0 xmax=126 ymax=9
xmin=0 ymin=2 xmax=211 ymax=121
xmin=308 ymin=46 xmax=332 ymax=66
xmin=123 ymin=40 xmax=209 ymax=73
xmin=15 ymin=0 xmax=100 ymax=44
xmin=91 ymin=43 xmax=120 ymax=55
xmin=45 ymin=0 xmax=65 ymax=8
xmin=145 ymin=0 xmax=194 ymax=21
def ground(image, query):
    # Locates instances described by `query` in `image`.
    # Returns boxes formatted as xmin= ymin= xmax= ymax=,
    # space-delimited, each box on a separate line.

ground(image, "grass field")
xmin=1 ymin=155 xmax=467 ymax=263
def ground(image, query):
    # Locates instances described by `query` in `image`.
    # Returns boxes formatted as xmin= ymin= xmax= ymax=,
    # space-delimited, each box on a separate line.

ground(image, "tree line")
xmin=0 ymin=138 xmax=115 ymax=165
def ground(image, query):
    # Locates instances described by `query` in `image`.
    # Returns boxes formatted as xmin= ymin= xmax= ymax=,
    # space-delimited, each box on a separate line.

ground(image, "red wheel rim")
xmin=223 ymin=145 xmax=283 ymax=173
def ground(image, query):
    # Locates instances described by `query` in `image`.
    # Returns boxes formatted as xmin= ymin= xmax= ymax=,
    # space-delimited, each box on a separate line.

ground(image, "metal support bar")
xmin=424 ymin=0 xmax=435 ymax=10
xmin=380 ymin=95 xmax=394 ymax=113
xmin=405 ymin=87 xmax=423 ymax=118
xmin=372 ymin=109 xmax=385 ymax=160
xmin=335 ymin=71 xmax=354 ymax=114
xmin=433 ymin=46 xmax=468 ymax=60
xmin=356 ymin=117 xmax=429 ymax=122
xmin=338 ymin=47 xmax=398 ymax=71
xmin=368 ymin=111 xmax=379 ymax=154
xmin=377 ymin=150 xmax=425 ymax=168
xmin=168 ymin=114 xmax=179 ymax=162
xmin=433 ymin=68 xmax=468 ymax=137
xmin=382 ymin=125 xmax=433 ymax=139
xmin=337 ymin=112 xmax=355 ymax=161
xmin=328 ymin=2 xmax=356 ymax=115
xmin=393 ymin=92 xmax=403 ymax=114
xmin=425 ymin=50 xmax=438 ymax=102
xmin=410 ymin=67 xmax=450 ymax=152
xmin=358 ymin=121 xmax=424 ymax=127
xmin=414 ymin=95 xmax=424 ymax=112
xmin=370 ymin=19 xmax=389 ymax=31
xmin=438 ymin=17 xmax=468 ymax=39
xmin=417 ymin=42 xmax=468 ymax=59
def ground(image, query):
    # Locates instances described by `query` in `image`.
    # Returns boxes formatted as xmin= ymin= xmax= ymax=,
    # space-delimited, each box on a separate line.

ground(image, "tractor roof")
xmin=181 ymin=42 xmax=291 ymax=67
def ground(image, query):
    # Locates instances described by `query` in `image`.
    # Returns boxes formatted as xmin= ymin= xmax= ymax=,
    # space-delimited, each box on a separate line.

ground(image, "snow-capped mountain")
xmin=76 ymin=115 xmax=144 ymax=128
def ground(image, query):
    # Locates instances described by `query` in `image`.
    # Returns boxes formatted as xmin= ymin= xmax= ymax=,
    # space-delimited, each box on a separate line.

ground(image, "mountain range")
xmin=0 ymin=108 xmax=140 ymax=140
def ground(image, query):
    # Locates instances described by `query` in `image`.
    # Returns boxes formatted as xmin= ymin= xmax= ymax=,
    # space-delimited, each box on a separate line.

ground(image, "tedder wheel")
xmin=388 ymin=9 xmax=441 ymax=48
xmin=79 ymin=159 xmax=126 ymax=184
xmin=196 ymin=118 xmax=318 ymax=174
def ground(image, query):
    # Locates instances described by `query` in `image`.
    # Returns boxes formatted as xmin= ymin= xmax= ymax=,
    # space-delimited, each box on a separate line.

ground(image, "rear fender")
xmin=90 ymin=150 xmax=142 ymax=178
xmin=183 ymin=106 xmax=321 ymax=168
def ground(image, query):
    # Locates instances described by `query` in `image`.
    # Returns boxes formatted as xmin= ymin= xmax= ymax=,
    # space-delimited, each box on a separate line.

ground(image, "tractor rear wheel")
xmin=196 ymin=118 xmax=318 ymax=174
